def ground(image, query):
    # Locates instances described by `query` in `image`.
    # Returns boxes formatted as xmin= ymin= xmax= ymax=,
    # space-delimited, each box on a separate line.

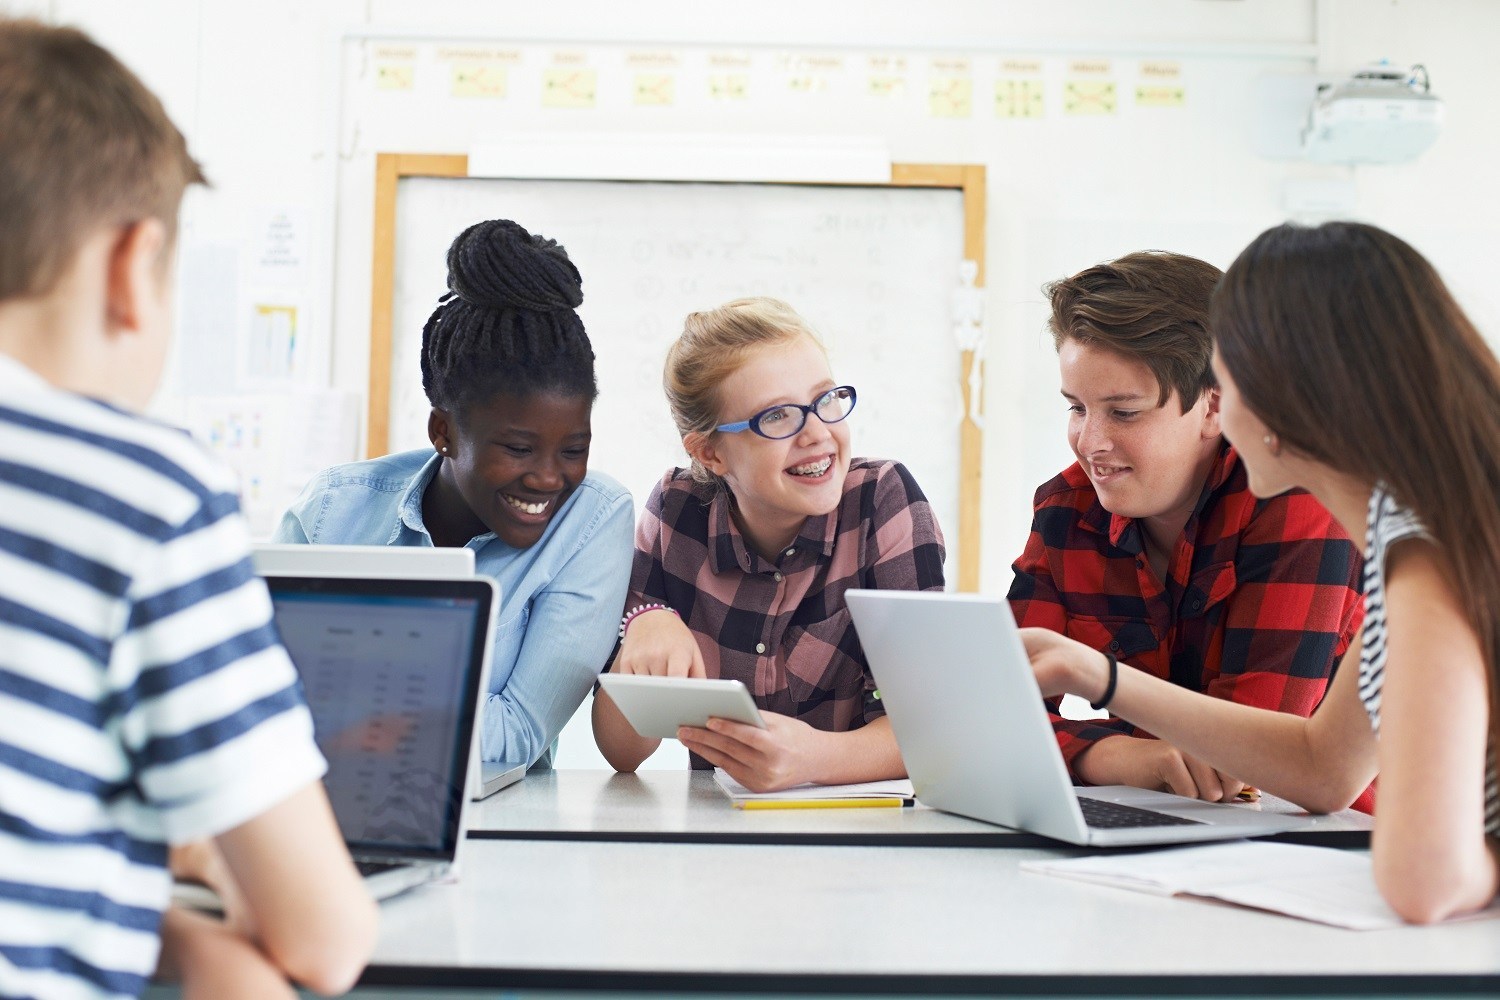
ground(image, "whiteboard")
xmin=388 ymin=175 xmax=967 ymax=579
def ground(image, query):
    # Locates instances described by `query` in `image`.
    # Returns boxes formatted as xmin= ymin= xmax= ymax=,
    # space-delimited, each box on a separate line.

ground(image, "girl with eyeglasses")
xmin=592 ymin=298 xmax=946 ymax=790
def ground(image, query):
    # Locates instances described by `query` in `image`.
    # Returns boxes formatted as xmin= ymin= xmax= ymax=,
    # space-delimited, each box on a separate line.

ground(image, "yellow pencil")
xmin=735 ymin=798 xmax=908 ymax=810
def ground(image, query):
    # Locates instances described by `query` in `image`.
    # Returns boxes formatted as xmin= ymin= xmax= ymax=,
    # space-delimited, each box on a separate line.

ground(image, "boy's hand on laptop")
xmin=1020 ymin=629 xmax=1250 ymax=803
xmin=676 ymin=713 xmax=823 ymax=792
xmin=1077 ymin=736 xmax=1246 ymax=803
xmin=615 ymin=610 xmax=706 ymax=678
xmin=1019 ymin=627 xmax=1105 ymax=700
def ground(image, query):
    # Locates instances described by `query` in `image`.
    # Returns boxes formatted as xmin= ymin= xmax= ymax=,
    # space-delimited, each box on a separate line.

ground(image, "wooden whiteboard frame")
xmin=369 ymin=153 xmax=986 ymax=591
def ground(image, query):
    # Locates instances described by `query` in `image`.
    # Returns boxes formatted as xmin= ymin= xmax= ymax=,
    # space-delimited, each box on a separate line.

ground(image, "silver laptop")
xmin=252 ymin=542 xmax=475 ymax=579
xmin=845 ymin=590 xmax=1312 ymax=847
xmin=253 ymin=546 xmax=529 ymax=802
xmin=474 ymin=760 xmax=527 ymax=800
xmin=267 ymin=573 xmax=497 ymax=899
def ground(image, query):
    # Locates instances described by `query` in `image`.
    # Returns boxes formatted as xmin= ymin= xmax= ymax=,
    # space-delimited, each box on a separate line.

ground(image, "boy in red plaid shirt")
xmin=1008 ymin=252 xmax=1369 ymax=809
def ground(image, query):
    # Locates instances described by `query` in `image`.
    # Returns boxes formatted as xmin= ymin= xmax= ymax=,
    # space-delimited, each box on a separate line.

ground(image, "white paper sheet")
xmin=713 ymin=769 xmax=914 ymax=802
xmin=1021 ymin=841 xmax=1500 ymax=930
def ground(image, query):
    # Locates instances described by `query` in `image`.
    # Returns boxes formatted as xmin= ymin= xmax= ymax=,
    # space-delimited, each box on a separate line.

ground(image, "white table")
xmin=360 ymin=837 xmax=1499 ymax=996
xmin=149 ymin=771 xmax=1492 ymax=998
xmin=339 ymin=770 xmax=1493 ymax=997
xmin=466 ymin=767 xmax=1374 ymax=848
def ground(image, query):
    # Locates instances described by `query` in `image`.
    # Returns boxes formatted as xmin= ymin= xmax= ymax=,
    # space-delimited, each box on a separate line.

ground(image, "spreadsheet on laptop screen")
xmin=271 ymin=592 xmax=477 ymax=852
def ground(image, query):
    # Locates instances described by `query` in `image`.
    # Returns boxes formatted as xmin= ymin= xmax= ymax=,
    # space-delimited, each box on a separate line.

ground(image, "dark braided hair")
xmin=420 ymin=219 xmax=596 ymax=415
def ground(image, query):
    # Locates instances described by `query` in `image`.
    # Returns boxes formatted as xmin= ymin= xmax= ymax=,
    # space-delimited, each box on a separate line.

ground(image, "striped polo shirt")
xmin=0 ymin=354 xmax=326 ymax=999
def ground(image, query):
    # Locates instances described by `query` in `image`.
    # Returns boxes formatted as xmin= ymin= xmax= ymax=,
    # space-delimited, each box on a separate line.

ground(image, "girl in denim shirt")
xmin=276 ymin=219 xmax=633 ymax=768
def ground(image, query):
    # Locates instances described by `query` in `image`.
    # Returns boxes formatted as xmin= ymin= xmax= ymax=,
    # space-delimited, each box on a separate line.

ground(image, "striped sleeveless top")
xmin=1359 ymin=485 xmax=1499 ymax=837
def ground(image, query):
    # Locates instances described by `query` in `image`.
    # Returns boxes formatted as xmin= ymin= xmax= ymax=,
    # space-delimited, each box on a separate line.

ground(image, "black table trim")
xmin=465 ymin=828 xmax=1370 ymax=849
xmin=360 ymin=968 xmax=1496 ymax=995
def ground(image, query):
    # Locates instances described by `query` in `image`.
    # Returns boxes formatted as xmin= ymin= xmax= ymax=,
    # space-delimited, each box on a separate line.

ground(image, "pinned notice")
xmin=929 ymin=77 xmax=973 ymax=118
xmin=1065 ymin=80 xmax=1117 ymax=115
xmin=709 ymin=73 xmax=749 ymax=100
xmin=996 ymin=78 xmax=1045 ymax=118
xmin=635 ymin=73 xmax=676 ymax=106
xmin=373 ymin=45 xmax=416 ymax=91
xmin=1136 ymin=84 xmax=1186 ymax=108
xmin=542 ymin=68 xmax=597 ymax=108
xmin=253 ymin=207 xmax=308 ymax=288
xmin=451 ymin=64 xmax=507 ymax=98
xmin=1137 ymin=61 xmax=1185 ymax=107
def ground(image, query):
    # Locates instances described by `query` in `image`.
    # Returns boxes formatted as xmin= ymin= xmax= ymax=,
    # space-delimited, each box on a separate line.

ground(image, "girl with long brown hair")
xmin=1022 ymin=221 xmax=1499 ymax=923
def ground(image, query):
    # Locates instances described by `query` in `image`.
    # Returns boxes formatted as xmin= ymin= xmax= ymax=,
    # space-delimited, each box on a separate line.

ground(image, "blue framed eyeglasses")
xmin=715 ymin=385 xmax=858 ymax=440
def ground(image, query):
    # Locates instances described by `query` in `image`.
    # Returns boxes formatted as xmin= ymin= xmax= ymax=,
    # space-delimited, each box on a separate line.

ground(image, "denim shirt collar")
xmin=393 ymin=450 xmax=498 ymax=547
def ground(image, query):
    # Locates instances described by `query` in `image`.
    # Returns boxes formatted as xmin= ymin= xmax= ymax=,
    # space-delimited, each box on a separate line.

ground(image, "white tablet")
xmin=598 ymin=674 xmax=766 ymax=740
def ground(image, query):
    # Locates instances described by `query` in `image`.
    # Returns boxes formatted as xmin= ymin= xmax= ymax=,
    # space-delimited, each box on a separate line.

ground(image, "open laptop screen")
xmin=264 ymin=576 xmax=490 ymax=859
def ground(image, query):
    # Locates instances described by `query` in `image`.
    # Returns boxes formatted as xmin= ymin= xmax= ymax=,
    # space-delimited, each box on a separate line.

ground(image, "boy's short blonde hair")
xmin=0 ymin=18 xmax=205 ymax=300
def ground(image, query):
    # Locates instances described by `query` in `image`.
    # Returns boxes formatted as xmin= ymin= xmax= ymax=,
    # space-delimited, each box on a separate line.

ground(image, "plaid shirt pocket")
xmin=1181 ymin=561 xmax=1237 ymax=619
xmin=1064 ymin=615 xmax=1158 ymax=661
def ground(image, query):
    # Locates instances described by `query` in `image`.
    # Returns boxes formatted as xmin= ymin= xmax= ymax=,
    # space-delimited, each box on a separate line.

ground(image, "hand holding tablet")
xmin=597 ymin=674 xmax=767 ymax=740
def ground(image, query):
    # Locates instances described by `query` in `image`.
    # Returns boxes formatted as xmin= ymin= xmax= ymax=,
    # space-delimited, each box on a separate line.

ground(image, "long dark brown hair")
xmin=1213 ymin=221 xmax=1500 ymax=799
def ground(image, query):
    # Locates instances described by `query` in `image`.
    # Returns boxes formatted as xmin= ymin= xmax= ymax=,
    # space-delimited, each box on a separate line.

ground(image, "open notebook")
xmin=713 ymin=769 xmax=915 ymax=807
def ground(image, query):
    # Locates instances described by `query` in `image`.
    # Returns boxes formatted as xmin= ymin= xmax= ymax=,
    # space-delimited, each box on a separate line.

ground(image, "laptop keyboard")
xmin=1079 ymin=796 xmax=1205 ymax=828
xmin=355 ymin=860 xmax=406 ymax=877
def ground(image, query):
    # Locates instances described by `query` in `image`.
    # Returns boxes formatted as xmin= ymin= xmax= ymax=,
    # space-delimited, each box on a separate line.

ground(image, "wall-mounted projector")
xmin=1302 ymin=63 xmax=1443 ymax=164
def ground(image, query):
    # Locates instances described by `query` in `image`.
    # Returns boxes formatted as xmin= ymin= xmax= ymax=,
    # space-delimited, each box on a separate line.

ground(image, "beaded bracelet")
xmin=619 ymin=603 xmax=679 ymax=639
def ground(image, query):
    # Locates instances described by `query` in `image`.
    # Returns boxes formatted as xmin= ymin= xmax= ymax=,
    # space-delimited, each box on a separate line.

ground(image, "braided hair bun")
xmin=446 ymin=218 xmax=583 ymax=312
xmin=421 ymin=218 xmax=596 ymax=412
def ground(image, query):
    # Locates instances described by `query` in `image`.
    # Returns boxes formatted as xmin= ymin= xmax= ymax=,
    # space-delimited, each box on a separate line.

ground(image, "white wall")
xmin=28 ymin=0 xmax=1499 ymax=584
xmin=16 ymin=0 xmax=1500 ymax=767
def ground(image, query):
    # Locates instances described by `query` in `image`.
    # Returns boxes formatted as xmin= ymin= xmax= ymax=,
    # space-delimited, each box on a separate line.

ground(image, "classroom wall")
xmin=25 ymin=0 xmax=1500 ymax=586
xmin=12 ymin=0 xmax=1500 ymax=767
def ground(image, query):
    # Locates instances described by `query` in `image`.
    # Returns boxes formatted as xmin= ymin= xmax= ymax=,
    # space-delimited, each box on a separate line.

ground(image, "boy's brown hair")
xmin=0 ymin=18 xmax=205 ymax=300
xmin=1044 ymin=251 xmax=1222 ymax=413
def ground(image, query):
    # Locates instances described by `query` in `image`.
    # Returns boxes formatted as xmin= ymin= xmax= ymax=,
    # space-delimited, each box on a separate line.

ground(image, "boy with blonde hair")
xmin=0 ymin=18 xmax=376 ymax=999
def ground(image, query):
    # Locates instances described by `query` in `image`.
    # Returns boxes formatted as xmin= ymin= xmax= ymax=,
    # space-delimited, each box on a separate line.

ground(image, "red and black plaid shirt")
xmin=627 ymin=459 xmax=945 ymax=766
xmin=1008 ymin=443 xmax=1369 ymax=807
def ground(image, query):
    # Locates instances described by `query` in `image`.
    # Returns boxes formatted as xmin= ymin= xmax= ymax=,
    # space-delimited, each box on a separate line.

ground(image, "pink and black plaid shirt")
xmin=624 ymin=459 xmax=945 ymax=762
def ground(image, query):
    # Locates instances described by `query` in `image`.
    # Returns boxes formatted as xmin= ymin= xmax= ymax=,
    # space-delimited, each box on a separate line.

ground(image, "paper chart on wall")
xmin=183 ymin=389 xmax=359 ymax=538
xmin=243 ymin=303 xmax=300 ymax=383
